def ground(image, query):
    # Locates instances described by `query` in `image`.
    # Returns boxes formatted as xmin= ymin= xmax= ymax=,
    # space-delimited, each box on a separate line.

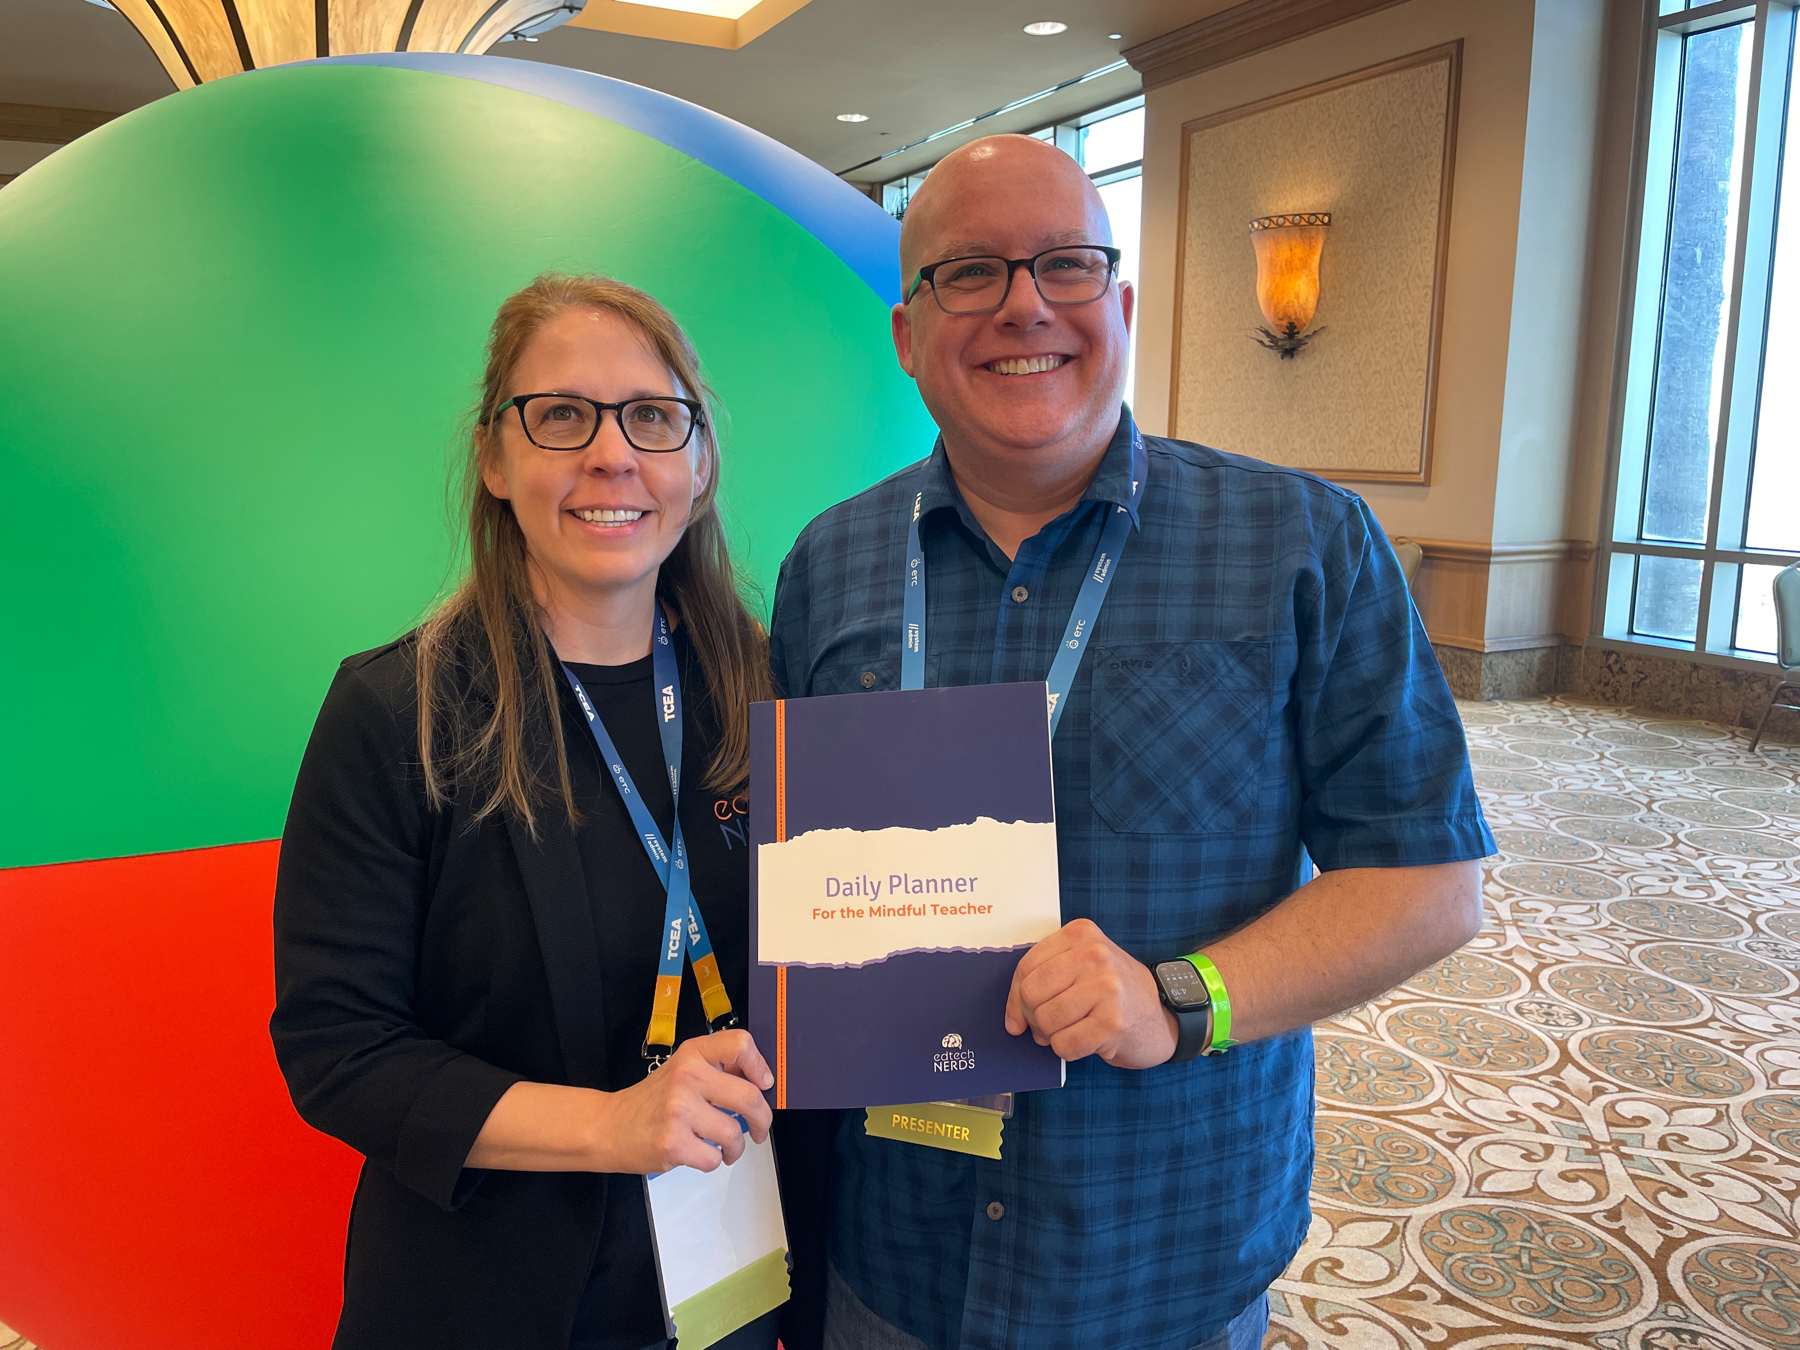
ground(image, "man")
xmin=768 ymin=135 xmax=1492 ymax=1350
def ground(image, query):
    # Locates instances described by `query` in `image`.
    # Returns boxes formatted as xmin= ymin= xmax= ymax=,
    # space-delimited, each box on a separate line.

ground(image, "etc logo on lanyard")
xmin=561 ymin=606 xmax=736 ymax=1065
xmin=899 ymin=429 xmax=1145 ymax=737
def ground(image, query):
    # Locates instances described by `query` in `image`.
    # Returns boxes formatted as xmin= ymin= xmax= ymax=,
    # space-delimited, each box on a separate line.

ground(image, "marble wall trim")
xmin=1430 ymin=640 xmax=1800 ymax=745
xmin=1560 ymin=645 xmax=1800 ymax=740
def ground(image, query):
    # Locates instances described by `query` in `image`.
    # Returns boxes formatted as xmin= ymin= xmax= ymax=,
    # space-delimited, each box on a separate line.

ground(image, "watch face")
xmin=1155 ymin=960 xmax=1209 ymax=1010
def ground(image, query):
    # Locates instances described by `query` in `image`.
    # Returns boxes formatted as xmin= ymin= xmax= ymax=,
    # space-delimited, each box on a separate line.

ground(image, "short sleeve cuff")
xmin=1306 ymin=813 xmax=1496 ymax=873
xmin=394 ymin=1054 xmax=526 ymax=1211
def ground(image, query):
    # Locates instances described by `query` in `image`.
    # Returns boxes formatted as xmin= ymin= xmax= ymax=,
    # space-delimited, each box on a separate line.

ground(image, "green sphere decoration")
xmin=0 ymin=55 xmax=928 ymax=871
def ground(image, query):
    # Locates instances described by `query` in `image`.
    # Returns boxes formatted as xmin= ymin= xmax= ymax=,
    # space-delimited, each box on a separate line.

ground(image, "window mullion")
xmin=1617 ymin=25 xmax=1688 ymax=550
xmin=1662 ymin=1 xmax=1758 ymax=36
xmin=1597 ymin=6 xmax=1683 ymax=644
xmin=1706 ymin=0 xmax=1777 ymax=556
xmin=1727 ymin=8 xmax=1798 ymax=544
xmin=1611 ymin=539 xmax=1800 ymax=565
xmin=1705 ymin=3 xmax=1793 ymax=650
xmin=1691 ymin=7 xmax=1770 ymax=645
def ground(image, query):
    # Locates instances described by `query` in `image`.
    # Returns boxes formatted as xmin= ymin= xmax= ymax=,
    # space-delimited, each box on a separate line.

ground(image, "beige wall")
xmin=1561 ymin=0 xmax=1649 ymax=640
xmin=1170 ymin=50 xmax=1455 ymax=483
xmin=1134 ymin=0 xmax=1640 ymax=653
xmin=1492 ymin=0 xmax=1608 ymax=547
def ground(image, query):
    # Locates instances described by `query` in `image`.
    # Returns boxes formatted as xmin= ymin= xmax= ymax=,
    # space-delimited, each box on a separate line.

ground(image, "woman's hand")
xmin=464 ymin=1030 xmax=774 ymax=1175
xmin=604 ymin=1030 xmax=775 ymax=1173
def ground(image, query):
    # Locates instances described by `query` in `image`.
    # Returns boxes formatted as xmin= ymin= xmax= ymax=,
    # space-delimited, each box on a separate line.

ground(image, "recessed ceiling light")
xmin=630 ymin=0 xmax=763 ymax=16
xmin=1023 ymin=21 xmax=1068 ymax=36
xmin=1108 ymin=33 xmax=1123 ymax=40
xmin=837 ymin=113 xmax=870 ymax=122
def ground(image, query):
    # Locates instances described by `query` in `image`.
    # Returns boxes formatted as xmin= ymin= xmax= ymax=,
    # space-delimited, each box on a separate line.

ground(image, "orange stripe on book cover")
xmin=774 ymin=699 xmax=787 ymax=844
xmin=776 ymin=965 xmax=788 ymax=1108
xmin=773 ymin=700 xmax=789 ymax=1105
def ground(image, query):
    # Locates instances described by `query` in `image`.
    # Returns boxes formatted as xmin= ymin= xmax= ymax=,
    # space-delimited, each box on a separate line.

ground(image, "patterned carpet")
xmin=4 ymin=700 xmax=1797 ymax=1350
xmin=1269 ymin=697 xmax=1800 ymax=1350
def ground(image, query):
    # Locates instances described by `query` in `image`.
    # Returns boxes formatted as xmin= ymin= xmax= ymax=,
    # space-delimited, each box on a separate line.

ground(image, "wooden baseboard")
xmin=1401 ymin=537 xmax=1594 ymax=653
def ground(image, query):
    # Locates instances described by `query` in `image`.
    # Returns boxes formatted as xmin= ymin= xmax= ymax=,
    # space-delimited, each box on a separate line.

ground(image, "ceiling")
xmin=1 ymin=0 xmax=180 ymax=110
xmin=515 ymin=0 xmax=1229 ymax=182
xmin=0 ymin=0 xmax=1236 ymax=183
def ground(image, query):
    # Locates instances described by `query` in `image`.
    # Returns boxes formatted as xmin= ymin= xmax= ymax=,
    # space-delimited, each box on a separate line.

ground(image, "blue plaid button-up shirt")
xmin=768 ymin=409 xmax=1493 ymax=1350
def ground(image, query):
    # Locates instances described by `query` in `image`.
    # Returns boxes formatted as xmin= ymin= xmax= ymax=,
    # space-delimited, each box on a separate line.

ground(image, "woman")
xmin=272 ymin=274 xmax=782 ymax=1350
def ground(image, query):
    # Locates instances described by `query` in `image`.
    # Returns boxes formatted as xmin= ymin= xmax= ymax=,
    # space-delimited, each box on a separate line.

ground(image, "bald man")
xmin=769 ymin=136 xmax=1493 ymax=1350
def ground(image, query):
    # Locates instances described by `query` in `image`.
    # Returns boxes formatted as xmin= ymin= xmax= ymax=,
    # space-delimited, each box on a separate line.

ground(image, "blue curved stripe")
xmin=305 ymin=52 xmax=901 ymax=305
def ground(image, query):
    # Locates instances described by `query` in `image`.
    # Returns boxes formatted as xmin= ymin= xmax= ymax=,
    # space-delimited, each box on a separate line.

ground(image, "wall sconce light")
xmin=1249 ymin=212 xmax=1330 ymax=358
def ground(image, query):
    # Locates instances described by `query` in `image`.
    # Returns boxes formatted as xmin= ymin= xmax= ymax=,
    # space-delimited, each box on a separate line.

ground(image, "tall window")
xmin=878 ymin=97 xmax=1145 ymax=393
xmin=1603 ymin=1 xmax=1800 ymax=663
xmin=1081 ymin=102 xmax=1145 ymax=397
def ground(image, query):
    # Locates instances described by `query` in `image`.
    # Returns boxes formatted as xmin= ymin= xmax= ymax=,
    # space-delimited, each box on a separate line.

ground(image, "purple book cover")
xmin=750 ymin=681 xmax=1063 ymax=1109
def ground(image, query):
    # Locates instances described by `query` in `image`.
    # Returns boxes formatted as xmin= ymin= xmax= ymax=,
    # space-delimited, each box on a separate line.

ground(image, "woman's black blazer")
xmin=270 ymin=635 xmax=829 ymax=1350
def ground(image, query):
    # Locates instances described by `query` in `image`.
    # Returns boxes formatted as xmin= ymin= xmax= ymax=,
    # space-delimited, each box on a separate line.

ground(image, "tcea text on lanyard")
xmin=900 ymin=427 xmax=1146 ymax=730
xmin=561 ymin=607 xmax=736 ymax=1068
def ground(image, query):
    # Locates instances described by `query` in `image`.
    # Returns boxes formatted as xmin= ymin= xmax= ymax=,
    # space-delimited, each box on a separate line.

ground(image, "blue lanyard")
xmin=561 ymin=607 xmax=736 ymax=1065
xmin=900 ymin=428 xmax=1146 ymax=735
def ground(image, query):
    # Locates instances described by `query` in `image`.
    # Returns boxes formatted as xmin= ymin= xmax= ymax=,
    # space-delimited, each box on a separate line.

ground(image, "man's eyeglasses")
xmin=905 ymin=245 xmax=1122 ymax=315
xmin=495 ymin=394 xmax=706 ymax=453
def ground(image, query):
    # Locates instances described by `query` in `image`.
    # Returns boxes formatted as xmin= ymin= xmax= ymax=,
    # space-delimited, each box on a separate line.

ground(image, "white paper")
xmin=644 ymin=1133 xmax=787 ymax=1312
xmin=756 ymin=817 xmax=1062 ymax=967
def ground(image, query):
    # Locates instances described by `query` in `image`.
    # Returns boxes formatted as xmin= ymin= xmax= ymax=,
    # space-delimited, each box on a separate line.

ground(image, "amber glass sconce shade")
xmin=1249 ymin=213 xmax=1330 ymax=358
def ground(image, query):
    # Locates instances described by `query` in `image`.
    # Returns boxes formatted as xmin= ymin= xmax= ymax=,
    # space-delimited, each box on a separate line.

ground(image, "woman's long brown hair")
xmin=414 ymin=273 xmax=772 ymax=835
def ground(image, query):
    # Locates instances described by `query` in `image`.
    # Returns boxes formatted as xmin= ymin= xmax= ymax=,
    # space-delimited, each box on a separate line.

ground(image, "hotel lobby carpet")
xmin=4 ymin=699 xmax=1798 ymax=1350
xmin=1269 ymin=698 xmax=1800 ymax=1350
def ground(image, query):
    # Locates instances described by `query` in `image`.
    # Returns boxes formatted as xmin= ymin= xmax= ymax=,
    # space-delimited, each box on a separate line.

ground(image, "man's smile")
xmin=983 ymin=354 xmax=1071 ymax=376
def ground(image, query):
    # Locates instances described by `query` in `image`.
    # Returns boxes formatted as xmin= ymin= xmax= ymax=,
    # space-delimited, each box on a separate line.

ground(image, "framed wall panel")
xmin=1170 ymin=43 xmax=1460 ymax=483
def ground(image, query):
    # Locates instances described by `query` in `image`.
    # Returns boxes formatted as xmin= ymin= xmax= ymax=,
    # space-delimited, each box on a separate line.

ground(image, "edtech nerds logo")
xmin=934 ymin=1032 xmax=975 ymax=1074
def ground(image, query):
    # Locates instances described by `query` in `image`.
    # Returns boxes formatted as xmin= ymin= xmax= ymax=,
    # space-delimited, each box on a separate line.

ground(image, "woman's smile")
xmin=569 ymin=505 xmax=651 ymax=529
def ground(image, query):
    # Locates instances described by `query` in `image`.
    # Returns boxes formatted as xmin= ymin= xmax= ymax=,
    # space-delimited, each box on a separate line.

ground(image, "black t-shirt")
xmin=563 ymin=631 xmax=752 ymax=1349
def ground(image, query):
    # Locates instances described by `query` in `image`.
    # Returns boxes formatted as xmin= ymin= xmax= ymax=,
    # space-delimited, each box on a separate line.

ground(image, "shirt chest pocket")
xmin=1088 ymin=640 xmax=1275 ymax=836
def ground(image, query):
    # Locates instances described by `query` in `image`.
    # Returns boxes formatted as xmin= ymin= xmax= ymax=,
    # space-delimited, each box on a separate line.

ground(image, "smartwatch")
xmin=1152 ymin=958 xmax=1214 ymax=1063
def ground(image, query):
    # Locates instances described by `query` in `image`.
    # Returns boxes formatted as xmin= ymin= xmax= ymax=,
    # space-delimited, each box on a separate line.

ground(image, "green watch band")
xmin=1181 ymin=952 xmax=1236 ymax=1054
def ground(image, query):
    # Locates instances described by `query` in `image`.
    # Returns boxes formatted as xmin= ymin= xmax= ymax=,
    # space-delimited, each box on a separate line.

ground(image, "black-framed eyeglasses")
xmin=495 ymin=393 xmax=706 ymax=453
xmin=905 ymin=245 xmax=1122 ymax=314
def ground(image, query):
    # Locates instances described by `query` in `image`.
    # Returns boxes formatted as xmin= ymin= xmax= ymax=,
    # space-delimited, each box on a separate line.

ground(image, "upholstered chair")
xmin=1391 ymin=537 xmax=1425 ymax=589
xmin=1749 ymin=560 xmax=1800 ymax=753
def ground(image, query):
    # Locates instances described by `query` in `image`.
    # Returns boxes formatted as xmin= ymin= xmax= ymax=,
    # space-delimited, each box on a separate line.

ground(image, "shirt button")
xmin=1011 ymin=586 xmax=1029 ymax=603
xmin=861 ymin=671 xmax=876 ymax=688
xmin=986 ymin=1201 xmax=1005 ymax=1221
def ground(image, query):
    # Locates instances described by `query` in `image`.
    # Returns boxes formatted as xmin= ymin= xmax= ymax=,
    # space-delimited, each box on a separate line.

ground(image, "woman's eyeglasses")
xmin=495 ymin=394 xmax=705 ymax=453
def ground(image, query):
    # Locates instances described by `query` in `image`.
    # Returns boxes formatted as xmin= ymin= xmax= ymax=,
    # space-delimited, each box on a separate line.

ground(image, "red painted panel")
xmin=0 ymin=842 xmax=359 ymax=1349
